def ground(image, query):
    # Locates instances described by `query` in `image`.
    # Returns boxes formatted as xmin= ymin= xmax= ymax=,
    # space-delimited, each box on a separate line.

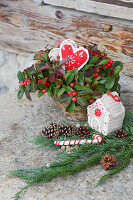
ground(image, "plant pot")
xmin=53 ymin=97 xmax=87 ymax=121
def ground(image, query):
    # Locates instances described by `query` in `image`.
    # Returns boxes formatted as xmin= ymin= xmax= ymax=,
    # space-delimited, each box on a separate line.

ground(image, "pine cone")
xmin=76 ymin=125 xmax=90 ymax=137
xmin=115 ymin=129 xmax=127 ymax=138
xmin=59 ymin=124 xmax=77 ymax=137
xmin=42 ymin=123 xmax=60 ymax=139
xmin=100 ymin=154 xmax=116 ymax=170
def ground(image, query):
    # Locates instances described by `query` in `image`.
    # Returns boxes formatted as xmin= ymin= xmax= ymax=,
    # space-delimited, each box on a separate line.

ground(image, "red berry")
xmin=38 ymin=80 xmax=42 ymax=82
xmin=96 ymin=69 xmax=100 ymax=73
xmin=20 ymin=80 xmax=23 ymax=84
xmin=26 ymin=78 xmax=31 ymax=83
xmin=46 ymin=82 xmax=50 ymax=87
xmin=43 ymin=81 xmax=47 ymax=85
xmin=72 ymin=97 xmax=77 ymax=102
xmin=70 ymin=83 xmax=75 ymax=87
xmin=35 ymin=78 xmax=38 ymax=83
xmin=95 ymin=73 xmax=99 ymax=77
xmin=67 ymin=92 xmax=71 ymax=96
xmin=110 ymin=60 xmax=113 ymax=64
xmin=105 ymin=65 xmax=108 ymax=69
xmin=77 ymin=95 xmax=80 ymax=97
xmin=69 ymin=94 xmax=73 ymax=96
xmin=19 ymin=85 xmax=21 ymax=88
xmin=107 ymin=63 xmax=111 ymax=67
xmin=104 ymin=53 xmax=107 ymax=56
xmin=40 ymin=52 xmax=44 ymax=57
xmin=89 ymin=99 xmax=93 ymax=103
xmin=100 ymin=66 xmax=103 ymax=69
xmin=34 ymin=64 xmax=38 ymax=68
xmin=42 ymin=89 xmax=46 ymax=93
xmin=108 ymin=73 xmax=110 ymax=75
xmin=72 ymin=91 xmax=77 ymax=96
xmin=23 ymin=81 xmax=27 ymax=85
xmin=111 ymin=68 xmax=113 ymax=71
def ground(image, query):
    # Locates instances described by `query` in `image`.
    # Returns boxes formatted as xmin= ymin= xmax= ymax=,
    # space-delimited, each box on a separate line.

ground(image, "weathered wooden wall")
xmin=44 ymin=0 xmax=133 ymax=20
xmin=0 ymin=0 xmax=133 ymax=76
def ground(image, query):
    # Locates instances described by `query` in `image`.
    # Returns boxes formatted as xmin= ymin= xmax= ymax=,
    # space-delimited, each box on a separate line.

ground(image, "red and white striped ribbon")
xmin=54 ymin=135 xmax=103 ymax=146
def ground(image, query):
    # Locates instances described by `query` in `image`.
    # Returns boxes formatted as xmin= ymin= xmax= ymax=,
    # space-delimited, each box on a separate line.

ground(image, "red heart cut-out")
xmin=60 ymin=43 xmax=89 ymax=70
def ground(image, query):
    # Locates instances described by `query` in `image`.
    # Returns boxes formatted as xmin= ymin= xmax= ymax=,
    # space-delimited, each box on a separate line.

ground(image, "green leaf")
xmin=99 ymin=77 xmax=106 ymax=84
xmin=47 ymin=87 xmax=52 ymax=96
xmin=77 ymin=97 xmax=88 ymax=106
xmin=113 ymin=66 xmax=123 ymax=76
xmin=98 ymin=60 xmax=108 ymax=65
xmin=60 ymin=95 xmax=72 ymax=103
xmin=53 ymin=87 xmax=58 ymax=97
xmin=58 ymin=88 xmax=66 ymax=97
xmin=98 ymin=85 xmax=105 ymax=92
xmin=29 ymin=80 xmax=37 ymax=92
xmin=38 ymin=73 xmax=44 ymax=79
xmin=105 ymin=75 xmax=115 ymax=89
xmin=17 ymin=87 xmax=25 ymax=100
xmin=17 ymin=71 xmax=24 ymax=81
xmin=75 ymin=84 xmax=93 ymax=94
xmin=91 ymin=81 xmax=99 ymax=91
xmin=78 ymin=89 xmax=93 ymax=95
xmin=74 ymin=85 xmax=86 ymax=91
xmin=78 ymin=71 xmax=84 ymax=83
xmin=111 ymin=61 xmax=123 ymax=69
xmin=38 ymin=90 xmax=44 ymax=98
xmin=89 ymin=56 xmax=99 ymax=64
xmin=64 ymin=70 xmax=71 ymax=80
xmin=81 ymin=64 xmax=94 ymax=71
xmin=38 ymin=81 xmax=46 ymax=90
xmin=41 ymin=54 xmax=47 ymax=60
xmin=33 ymin=56 xmax=41 ymax=60
xmin=65 ymin=86 xmax=73 ymax=92
xmin=84 ymin=77 xmax=92 ymax=82
xmin=66 ymin=101 xmax=75 ymax=112
xmin=72 ymin=68 xmax=78 ymax=75
xmin=66 ymin=72 xmax=75 ymax=85
xmin=25 ymin=85 xmax=32 ymax=101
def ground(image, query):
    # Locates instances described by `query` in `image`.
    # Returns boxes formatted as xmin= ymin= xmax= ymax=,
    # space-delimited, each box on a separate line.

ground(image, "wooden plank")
xmin=0 ymin=0 xmax=133 ymax=76
xmin=44 ymin=0 xmax=133 ymax=20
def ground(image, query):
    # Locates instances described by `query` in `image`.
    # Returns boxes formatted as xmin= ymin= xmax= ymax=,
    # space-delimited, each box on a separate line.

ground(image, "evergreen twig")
xmin=10 ymin=110 xmax=133 ymax=200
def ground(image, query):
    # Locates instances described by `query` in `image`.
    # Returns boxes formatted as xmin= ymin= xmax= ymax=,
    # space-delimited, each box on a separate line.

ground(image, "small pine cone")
xmin=76 ymin=125 xmax=90 ymax=137
xmin=115 ymin=129 xmax=127 ymax=139
xmin=100 ymin=154 xmax=116 ymax=170
xmin=42 ymin=123 xmax=60 ymax=139
xmin=59 ymin=124 xmax=77 ymax=137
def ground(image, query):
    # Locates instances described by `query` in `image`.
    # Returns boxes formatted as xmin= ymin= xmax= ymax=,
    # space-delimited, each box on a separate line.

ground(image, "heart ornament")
xmin=49 ymin=48 xmax=60 ymax=61
xmin=59 ymin=39 xmax=89 ymax=71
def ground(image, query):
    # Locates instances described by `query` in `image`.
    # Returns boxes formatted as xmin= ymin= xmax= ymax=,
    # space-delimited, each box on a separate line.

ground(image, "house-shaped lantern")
xmin=87 ymin=92 xmax=125 ymax=136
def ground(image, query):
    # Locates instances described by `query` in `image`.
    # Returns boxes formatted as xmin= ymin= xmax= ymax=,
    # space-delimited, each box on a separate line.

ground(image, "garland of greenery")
xmin=10 ymin=110 xmax=133 ymax=200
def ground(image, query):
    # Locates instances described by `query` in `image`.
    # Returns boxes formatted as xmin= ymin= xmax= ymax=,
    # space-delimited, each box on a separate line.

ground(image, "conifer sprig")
xmin=10 ymin=111 xmax=133 ymax=200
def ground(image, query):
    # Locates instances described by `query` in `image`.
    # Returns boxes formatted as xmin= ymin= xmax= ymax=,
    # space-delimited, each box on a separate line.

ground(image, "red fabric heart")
xmin=60 ymin=44 xmax=89 ymax=70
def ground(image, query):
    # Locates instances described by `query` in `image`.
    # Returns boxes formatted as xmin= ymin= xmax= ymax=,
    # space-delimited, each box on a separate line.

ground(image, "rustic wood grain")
xmin=44 ymin=0 xmax=133 ymax=20
xmin=0 ymin=0 xmax=133 ymax=76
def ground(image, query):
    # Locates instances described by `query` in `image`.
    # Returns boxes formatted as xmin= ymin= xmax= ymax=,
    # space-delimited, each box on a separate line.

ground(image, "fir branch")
xmin=29 ymin=136 xmax=59 ymax=150
xmin=10 ymin=110 xmax=133 ymax=199
xmin=12 ymin=183 xmax=34 ymax=200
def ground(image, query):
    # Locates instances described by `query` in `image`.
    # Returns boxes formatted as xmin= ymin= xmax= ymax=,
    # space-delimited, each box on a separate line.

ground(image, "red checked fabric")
xmin=60 ymin=44 xmax=88 ymax=70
